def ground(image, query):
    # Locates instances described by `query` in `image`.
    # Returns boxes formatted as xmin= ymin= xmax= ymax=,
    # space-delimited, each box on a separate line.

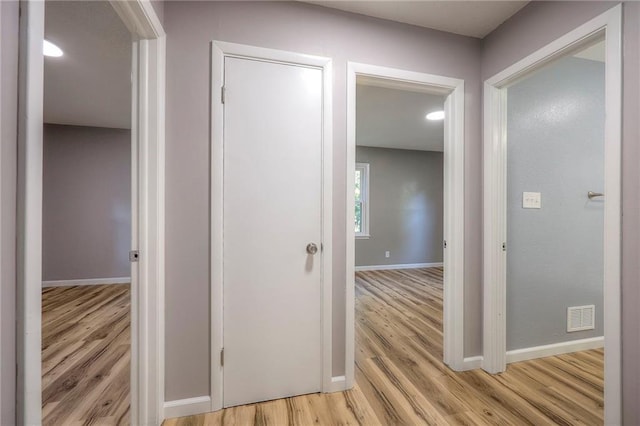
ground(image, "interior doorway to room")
xmin=502 ymin=37 xmax=606 ymax=421
xmin=353 ymin=78 xmax=448 ymax=376
xmin=354 ymin=76 xmax=446 ymax=392
xmin=345 ymin=63 xmax=466 ymax=391
xmin=483 ymin=10 xmax=621 ymax=420
xmin=505 ymin=38 xmax=606 ymax=359
xmin=41 ymin=2 xmax=132 ymax=423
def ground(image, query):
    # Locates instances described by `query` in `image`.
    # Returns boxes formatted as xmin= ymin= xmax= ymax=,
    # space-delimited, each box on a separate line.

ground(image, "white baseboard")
xmin=42 ymin=277 xmax=131 ymax=287
xmin=355 ymin=262 xmax=443 ymax=272
xmin=446 ymin=355 xmax=483 ymax=372
xmin=506 ymin=336 xmax=604 ymax=364
xmin=462 ymin=355 xmax=483 ymax=370
xmin=329 ymin=375 xmax=347 ymax=392
xmin=164 ymin=395 xmax=212 ymax=419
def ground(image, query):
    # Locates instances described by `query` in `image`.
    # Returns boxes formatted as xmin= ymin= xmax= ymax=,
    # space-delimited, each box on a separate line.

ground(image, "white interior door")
xmin=222 ymin=56 xmax=323 ymax=407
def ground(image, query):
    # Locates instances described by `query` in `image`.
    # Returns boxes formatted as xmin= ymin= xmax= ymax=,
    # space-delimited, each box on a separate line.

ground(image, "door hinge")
xmin=221 ymin=86 xmax=225 ymax=104
xmin=443 ymin=240 xmax=447 ymax=249
xmin=502 ymin=242 xmax=507 ymax=252
xmin=129 ymin=250 xmax=140 ymax=262
xmin=220 ymin=348 xmax=224 ymax=366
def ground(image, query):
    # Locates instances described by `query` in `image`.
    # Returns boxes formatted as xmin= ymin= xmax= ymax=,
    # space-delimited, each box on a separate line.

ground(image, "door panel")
xmin=222 ymin=57 xmax=323 ymax=407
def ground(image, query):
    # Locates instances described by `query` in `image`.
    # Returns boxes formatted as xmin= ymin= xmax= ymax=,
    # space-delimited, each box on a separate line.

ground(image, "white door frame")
xmin=482 ymin=5 xmax=621 ymax=424
xmin=210 ymin=41 xmax=333 ymax=412
xmin=346 ymin=62 xmax=466 ymax=383
xmin=17 ymin=1 xmax=166 ymax=424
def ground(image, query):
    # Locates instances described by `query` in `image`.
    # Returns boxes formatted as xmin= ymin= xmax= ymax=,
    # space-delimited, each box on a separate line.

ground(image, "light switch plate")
xmin=523 ymin=192 xmax=541 ymax=209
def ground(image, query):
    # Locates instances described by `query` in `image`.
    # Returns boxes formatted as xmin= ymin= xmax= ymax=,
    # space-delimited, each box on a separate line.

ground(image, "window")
xmin=355 ymin=163 xmax=370 ymax=238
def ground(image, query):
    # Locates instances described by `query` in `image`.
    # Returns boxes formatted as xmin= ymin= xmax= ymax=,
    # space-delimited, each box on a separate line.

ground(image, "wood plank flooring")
xmin=165 ymin=267 xmax=604 ymax=426
xmin=42 ymin=284 xmax=130 ymax=426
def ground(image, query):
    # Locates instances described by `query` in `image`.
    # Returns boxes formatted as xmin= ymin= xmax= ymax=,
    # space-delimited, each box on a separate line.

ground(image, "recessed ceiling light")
xmin=43 ymin=40 xmax=63 ymax=57
xmin=426 ymin=110 xmax=445 ymax=121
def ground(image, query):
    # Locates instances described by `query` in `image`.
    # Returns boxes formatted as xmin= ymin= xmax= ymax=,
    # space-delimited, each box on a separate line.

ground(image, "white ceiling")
xmin=303 ymin=1 xmax=529 ymax=38
xmin=44 ymin=1 xmax=131 ymax=129
xmin=356 ymin=81 xmax=445 ymax=152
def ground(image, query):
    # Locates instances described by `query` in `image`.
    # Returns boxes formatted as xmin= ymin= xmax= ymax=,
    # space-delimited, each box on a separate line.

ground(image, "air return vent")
xmin=567 ymin=305 xmax=595 ymax=332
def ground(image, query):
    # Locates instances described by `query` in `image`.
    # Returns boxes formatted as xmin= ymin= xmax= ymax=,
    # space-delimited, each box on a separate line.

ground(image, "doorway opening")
xmin=483 ymin=6 xmax=621 ymax=424
xmin=353 ymin=77 xmax=448 ymax=377
xmin=41 ymin=2 xmax=132 ymax=423
xmin=17 ymin=1 xmax=165 ymax=424
xmin=354 ymin=81 xmax=446 ymax=272
xmin=345 ymin=63 xmax=466 ymax=389
xmin=504 ymin=37 xmax=605 ymax=423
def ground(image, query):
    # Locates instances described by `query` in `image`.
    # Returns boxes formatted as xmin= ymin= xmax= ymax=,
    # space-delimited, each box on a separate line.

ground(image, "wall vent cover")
xmin=567 ymin=305 xmax=595 ymax=332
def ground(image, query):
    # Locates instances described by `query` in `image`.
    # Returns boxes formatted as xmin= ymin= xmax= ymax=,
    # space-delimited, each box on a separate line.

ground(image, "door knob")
xmin=306 ymin=243 xmax=318 ymax=255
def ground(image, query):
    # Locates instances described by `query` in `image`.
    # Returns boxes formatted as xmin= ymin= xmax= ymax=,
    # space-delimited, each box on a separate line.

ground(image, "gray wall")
xmin=482 ymin=1 xmax=640 ymax=422
xmin=355 ymin=147 xmax=443 ymax=267
xmin=506 ymin=57 xmax=605 ymax=350
xmin=164 ymin=0 xmax=483 ymax=401
xmin=0 ymin=1 xmax=18 ymax=424
xmin=42 ymin=124 xmax=131 ymax=282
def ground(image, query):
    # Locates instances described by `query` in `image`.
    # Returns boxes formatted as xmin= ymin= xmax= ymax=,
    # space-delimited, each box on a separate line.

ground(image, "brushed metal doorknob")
xmin=306 ymin=243 xmax=318 ymax=255
xmin=588 ymin=191 xmax=604 ymax=200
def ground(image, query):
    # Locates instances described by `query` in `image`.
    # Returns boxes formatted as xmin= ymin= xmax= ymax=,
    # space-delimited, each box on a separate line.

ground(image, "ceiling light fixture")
xmin=43 ymin=40 xmax=63 ymax=57
xmin=426 ymin=110 xmax=445 ymax=121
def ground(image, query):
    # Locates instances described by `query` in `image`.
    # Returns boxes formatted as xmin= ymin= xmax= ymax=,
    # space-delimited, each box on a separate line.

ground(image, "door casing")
xmin=482 ymin=5 xmax=622 ymax=424
xmin=210 ymin=41 xmax=333 ymax=412
xmin=345 ymin=62 xmax=467 ymax=387
xmin=16 ymin=1 xmax=166 ymax=424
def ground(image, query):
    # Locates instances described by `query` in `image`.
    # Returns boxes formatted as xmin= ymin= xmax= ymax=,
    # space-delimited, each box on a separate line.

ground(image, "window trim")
xmin=355 ymin=162 xmax=370 ymax=238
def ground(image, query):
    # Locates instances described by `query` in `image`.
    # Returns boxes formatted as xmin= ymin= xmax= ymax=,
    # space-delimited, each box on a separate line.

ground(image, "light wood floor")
xmin=165 ymin=267 xmax=604 ymax=425
xmin=42 ymin=284 xmax=130 ymax=426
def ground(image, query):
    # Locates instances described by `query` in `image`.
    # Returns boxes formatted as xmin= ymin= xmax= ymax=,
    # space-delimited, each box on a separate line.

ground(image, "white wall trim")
xmin=16 ymin=3 xmax=44 ymax=423
xmin=329 ymin=375 xmax=347 ymax=393
xmin=347 ymin=62 xmax=466 ymax=387
xmin=321 ymin=53 xmax=334 ymax=398
xmin=481 ymin=81 xmax=507 ymax=375
xmin=462 ymin=356 xmax=483 ymax=370
xmin=0 ymin=5 xmax=4 ymax=423
xmin=210 ymin=41 xmax=333 ymax=412
xmin=163 ymin=396 xmax=212 ymax=420
xmin=17 ymin=1 xmax=165 ymax=425
xmin=355 ymin=262 xmax=443 ymax=272
xmin=482 ymin=5 xmax=621 ymax=425
xmin=131 ymin=32 xmax=167 ymax=426
xmin=354 ymin=162 xmax=370 ymax=238
xmin=506 ymin=337 xmax=604 ymax=364
xmin=110 ymin=0 xmax=165 ymax=39
xmin=0 ymin=5 xmax=3 ymax=423
xmin=42 ymin=277 xmax=131 ymax=287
